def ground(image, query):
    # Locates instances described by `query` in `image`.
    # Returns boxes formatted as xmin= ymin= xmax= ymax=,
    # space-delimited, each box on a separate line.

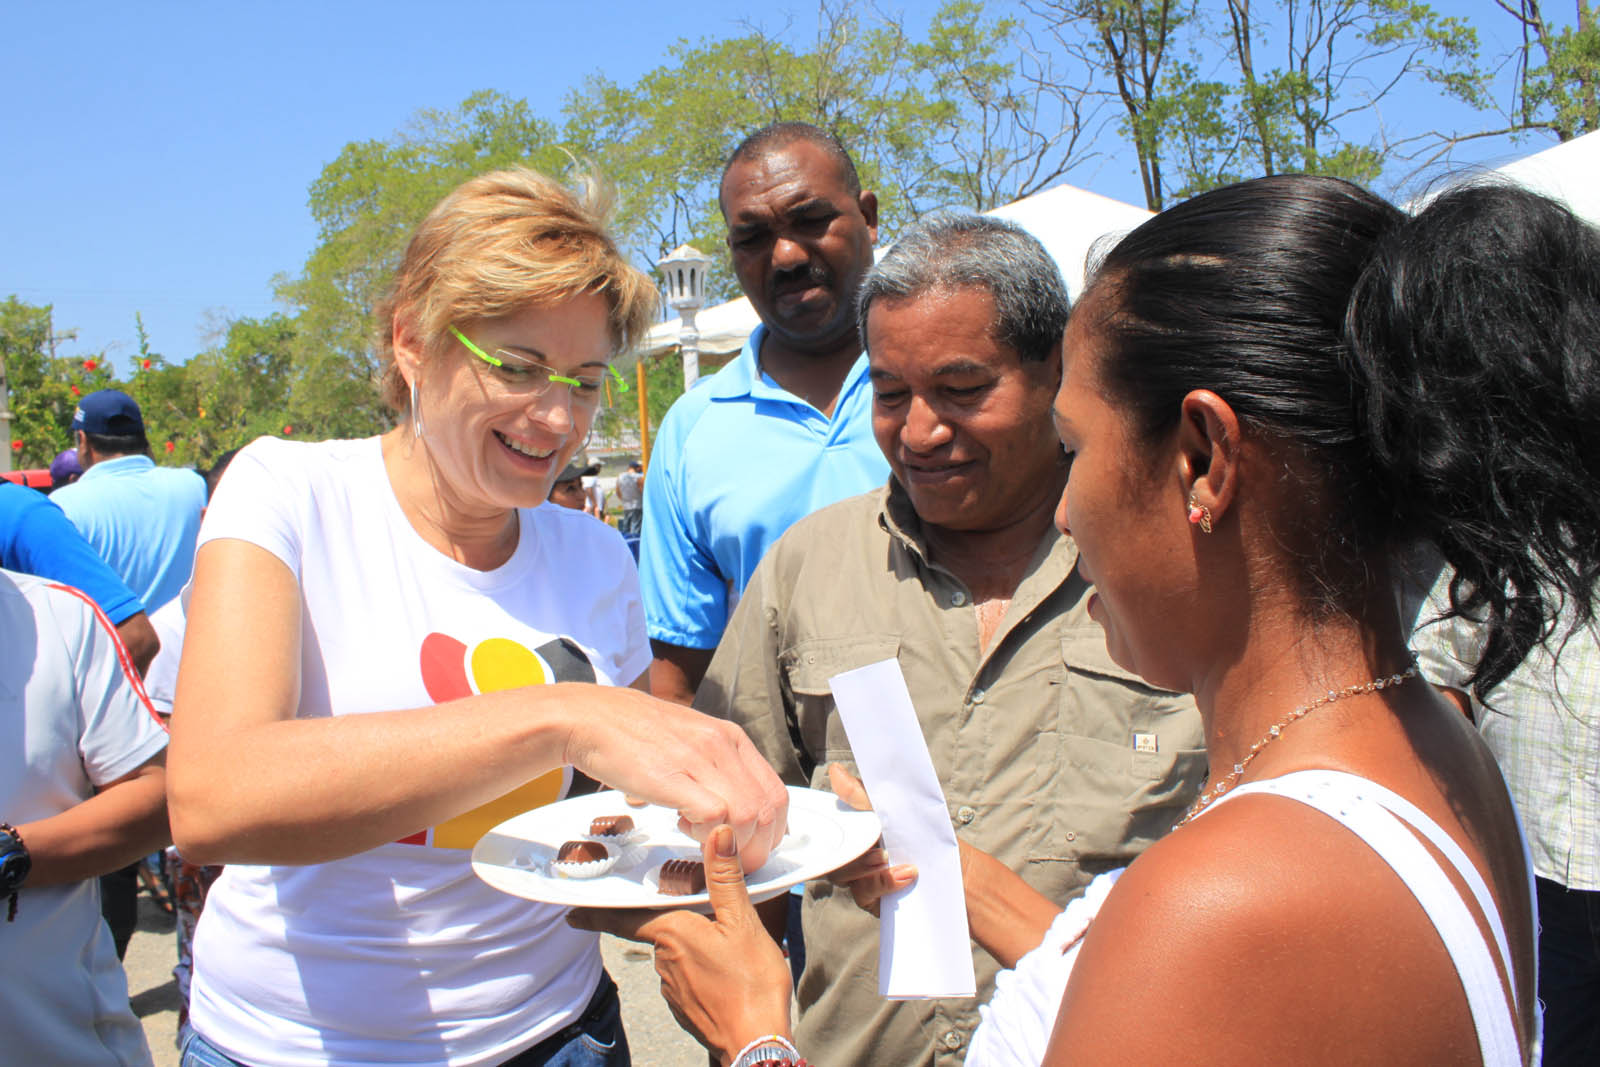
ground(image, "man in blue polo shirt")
xmin=640 ymin=122 xmax=889 ymax=706
xmin=51 ymin=389 xmax=206 ymax=616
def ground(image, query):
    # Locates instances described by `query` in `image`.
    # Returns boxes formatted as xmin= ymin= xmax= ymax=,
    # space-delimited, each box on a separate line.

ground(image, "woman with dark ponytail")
xmin=1348 ymin=183 xmax=1600 ymax=697
xmin=573 ymin=176 xmax=1597 ymax=1067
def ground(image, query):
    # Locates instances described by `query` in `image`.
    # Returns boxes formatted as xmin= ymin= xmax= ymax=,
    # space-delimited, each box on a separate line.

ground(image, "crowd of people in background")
xmin=1 ymin=119 xmax=1596 ymax=1067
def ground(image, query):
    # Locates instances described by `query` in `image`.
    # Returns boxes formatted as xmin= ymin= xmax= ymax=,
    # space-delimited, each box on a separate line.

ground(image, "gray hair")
xmin=856 ymin=213 xmax=1070 ymax=363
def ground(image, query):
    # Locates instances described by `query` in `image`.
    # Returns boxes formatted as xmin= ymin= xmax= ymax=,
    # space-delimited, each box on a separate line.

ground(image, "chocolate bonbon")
xmin=657 ymin=858 xmax=707 ymax=896
xmin=557 ymin=840 xmax=609 ymax=864
xmin=588 ymin=815 xmax=635 ymax=838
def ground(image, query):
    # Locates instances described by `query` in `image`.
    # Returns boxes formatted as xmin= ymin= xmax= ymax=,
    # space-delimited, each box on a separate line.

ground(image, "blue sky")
xmin=3 ymin=1 xmax=1539 ymax=368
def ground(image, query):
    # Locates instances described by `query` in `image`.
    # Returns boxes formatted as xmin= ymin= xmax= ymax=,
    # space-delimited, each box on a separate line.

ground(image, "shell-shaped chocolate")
xmin=657 ymin=858 xmax=707 ymax=896
xmin=589 ymin=815 xmax=636 ymax=837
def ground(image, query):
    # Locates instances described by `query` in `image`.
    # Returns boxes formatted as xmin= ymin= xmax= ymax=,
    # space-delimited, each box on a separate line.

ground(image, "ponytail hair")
xmin=1345 ymin=182 xmax=1600 ymax=696
xmin=1085 ymin=174 xmax=1600 ymax=697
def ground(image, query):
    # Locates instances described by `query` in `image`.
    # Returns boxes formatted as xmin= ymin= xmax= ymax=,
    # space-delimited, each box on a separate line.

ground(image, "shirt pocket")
xmin=1028 ymin=629 xmax=1206 ymax=868
xmin=781 ymin=634 xmax=902 ymax=782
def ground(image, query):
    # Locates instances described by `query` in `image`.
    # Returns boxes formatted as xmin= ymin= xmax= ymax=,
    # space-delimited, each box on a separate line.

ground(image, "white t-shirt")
xmin=141 ymin=596 xmax=187 ymax=717
xmin=187 ymin=436 xmax=651 ymax=1067
xmin=0 ymin=568 xmax=168 ymax=1067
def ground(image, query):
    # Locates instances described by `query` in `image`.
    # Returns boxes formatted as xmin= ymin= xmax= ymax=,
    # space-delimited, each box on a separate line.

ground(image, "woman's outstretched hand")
xmin=562 ymin=685 xmax=788 ymax=872
xmin=824 ymin=763 xmax=917 ymax=916
xmin=569 ymin=825 xmax=793 ymax=1063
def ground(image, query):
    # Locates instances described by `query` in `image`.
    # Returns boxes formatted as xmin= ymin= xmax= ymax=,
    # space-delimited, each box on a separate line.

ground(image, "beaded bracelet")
xmin=731 ymin=1033 xmax=810 ymax=1067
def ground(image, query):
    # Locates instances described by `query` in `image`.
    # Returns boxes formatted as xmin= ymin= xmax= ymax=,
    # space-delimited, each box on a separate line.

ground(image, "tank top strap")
xmin=1206 ymin=769 xmax=1523 ymax=1066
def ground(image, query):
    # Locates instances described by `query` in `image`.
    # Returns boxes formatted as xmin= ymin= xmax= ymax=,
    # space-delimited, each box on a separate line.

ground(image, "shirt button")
xmin=970 ymin=688 xmax=986 ymax=705
xmin=957 ymin=806 xmax=976 ymax=824
xmin=950 ymin=590 xmax=968 ymax=607
xmin=1065 ymin=831 xmax=1077 ymax=841
xmin=942 ymin=1030 xmax=964 ymax=1050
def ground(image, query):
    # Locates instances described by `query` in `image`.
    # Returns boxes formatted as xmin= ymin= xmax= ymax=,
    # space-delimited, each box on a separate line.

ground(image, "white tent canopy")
xmin=637 ymin=182 xmax=1154 ymax=361
xmin=1411 ymin=129 xmax=1600 ymax=225
xmin=1483 ymin=129 xmax=1600 ymax=225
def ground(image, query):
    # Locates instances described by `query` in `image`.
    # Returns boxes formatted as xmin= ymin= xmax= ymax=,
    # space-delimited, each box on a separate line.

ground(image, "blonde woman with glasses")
xmin=167 ymin=169 xmax=787 ymax=1067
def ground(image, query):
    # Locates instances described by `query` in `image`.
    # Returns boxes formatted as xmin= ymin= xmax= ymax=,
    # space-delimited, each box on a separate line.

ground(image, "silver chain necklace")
xmin=1176 ymin=663 xmax=1420 ymax=827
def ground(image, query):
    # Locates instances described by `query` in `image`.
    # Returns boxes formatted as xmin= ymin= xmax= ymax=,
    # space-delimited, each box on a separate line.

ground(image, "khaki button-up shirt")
xmin=696 ymin=484 xmax=1206 ymax=1066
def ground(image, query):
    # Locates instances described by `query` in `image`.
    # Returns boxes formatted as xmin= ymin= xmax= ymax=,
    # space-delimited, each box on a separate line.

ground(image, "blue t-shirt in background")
xmin=640 ymin=325 xmax=889 ymax=650
xmin=0 ymin=482 xmax=144 ymax=624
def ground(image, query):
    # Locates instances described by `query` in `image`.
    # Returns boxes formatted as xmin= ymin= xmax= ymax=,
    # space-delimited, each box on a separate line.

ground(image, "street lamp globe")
xmin=657 ymin=244 xmax=712 ymax=388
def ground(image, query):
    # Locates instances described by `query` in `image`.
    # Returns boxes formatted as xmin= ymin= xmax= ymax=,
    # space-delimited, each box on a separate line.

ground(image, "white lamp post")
xmin=657 ymin=244 xmax=712 ymax=389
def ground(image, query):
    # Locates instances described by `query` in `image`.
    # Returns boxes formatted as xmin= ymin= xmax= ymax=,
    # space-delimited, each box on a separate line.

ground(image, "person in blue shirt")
xmin=0 ymin=481 xmax=159 ymax=673
xmin=51 ymin=389 xmax=206 ymax=614
xmin=640 ymin=122 xmax=889 ymax=707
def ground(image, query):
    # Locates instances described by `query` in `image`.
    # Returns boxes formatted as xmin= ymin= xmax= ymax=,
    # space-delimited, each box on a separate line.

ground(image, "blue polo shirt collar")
xmin=704 ymin=324 xmax=873 ymax=410
xmin=78 ymin=454 xmax=156 ymax=481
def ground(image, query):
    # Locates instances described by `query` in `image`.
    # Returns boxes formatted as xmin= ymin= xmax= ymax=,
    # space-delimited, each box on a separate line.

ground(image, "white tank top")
xmin=1209 ymin=769 xmax=1538 ymax=1066
xmin=967 ymin=769 xmax=1540 ymax=1065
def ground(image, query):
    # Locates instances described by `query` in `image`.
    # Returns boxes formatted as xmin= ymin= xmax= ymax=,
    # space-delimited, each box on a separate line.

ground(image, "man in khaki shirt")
xmin=694 ymin=213 xmax=1206 ymax=1065
xmin=694 ymin=212 xmax=1203 ymax=1062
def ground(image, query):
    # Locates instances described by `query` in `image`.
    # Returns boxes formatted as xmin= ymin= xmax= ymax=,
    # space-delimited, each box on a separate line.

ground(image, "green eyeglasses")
xmin=449 ymin=325 xmax=627 ymax=407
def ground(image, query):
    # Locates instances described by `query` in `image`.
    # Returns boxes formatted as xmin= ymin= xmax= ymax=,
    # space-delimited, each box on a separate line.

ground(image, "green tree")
xmin=1 ymin=296 xmax=117 ymax=467
xmin=563 ymin=0 xmax=1100 ymax=295
xmin=1028 ymin=0 xmax=1205 ymax=209
xmin=908 ymin=0 xmax=1098 ymax=210
xmin=119 ymin=312 xmax=301 ymax=467
xmin=1217 ymin=0 xmax=1486 ymax=187
xmin=1500 ymin=1 xmax=1599 ymax=140
xmin=560 ymin=6 xmax=945 ymax=302
xmin=1027 ymin=0 xmax=1487 ymax=205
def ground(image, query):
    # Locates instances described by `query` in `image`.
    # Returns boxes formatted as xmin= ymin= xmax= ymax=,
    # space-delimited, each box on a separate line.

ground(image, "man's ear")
xmin=858 ymin=189 xmax=879 ymax=240
xmin=1176 ymin=389 xmax=1242 ymax=523
xmin=74 ymin=429 xmax=93 ymax=467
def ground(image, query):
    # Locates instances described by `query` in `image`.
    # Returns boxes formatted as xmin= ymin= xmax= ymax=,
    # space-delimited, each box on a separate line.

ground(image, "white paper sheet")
xmin=829 ymin=658 xmax=977 ymax=999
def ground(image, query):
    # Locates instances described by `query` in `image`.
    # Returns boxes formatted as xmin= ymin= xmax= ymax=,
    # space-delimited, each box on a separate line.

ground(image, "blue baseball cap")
xmin=71 ymin=389 xmax=145 ymax=436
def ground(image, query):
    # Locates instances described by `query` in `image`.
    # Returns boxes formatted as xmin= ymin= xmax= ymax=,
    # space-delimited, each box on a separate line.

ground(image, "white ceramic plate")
xmin=471 ymin=786 xmax=881 ymax=910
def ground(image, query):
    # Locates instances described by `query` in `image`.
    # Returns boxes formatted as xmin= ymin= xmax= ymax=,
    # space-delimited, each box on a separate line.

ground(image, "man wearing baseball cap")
xmin=548 ymin=460 xmax=601 ymax=514
xmin=51 ymin=389 xmax=207 ymax=615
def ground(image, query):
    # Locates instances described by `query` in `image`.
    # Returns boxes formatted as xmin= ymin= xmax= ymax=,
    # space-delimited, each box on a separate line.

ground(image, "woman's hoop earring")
xmin=1187 ymin=494 xmax=1213 ymax=534
xmin=410 ymin=379 xmax=426 ymax=442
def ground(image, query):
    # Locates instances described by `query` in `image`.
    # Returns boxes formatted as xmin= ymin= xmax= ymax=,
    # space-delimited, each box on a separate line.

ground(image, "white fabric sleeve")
xmin=1409 ymin=568 xmax=1483 ymax=692
xmin=196 ymin=436 xmax=305 ymax=580
xmin=52 ymin=584 xmax=169 ymax=787
xmin=967 ymin=869 xmax=1124 ymax=1067
xmin=141 ymin=599 xmax=187 ymax=717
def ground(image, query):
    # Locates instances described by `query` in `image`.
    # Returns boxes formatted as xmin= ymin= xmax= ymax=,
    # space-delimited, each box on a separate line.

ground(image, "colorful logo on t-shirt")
xmin=397 ymin=632 xmax=598 ymax=850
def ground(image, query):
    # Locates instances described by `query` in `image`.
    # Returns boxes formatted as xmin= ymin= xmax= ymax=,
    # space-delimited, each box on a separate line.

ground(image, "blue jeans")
xmin=180 ymin=973 xmax=629 ymax=1067
xmin=178 ymin=1032 xmax=248 ymax=1067
xmin=1537 ymin=877 xmax=1600 ymax=1067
